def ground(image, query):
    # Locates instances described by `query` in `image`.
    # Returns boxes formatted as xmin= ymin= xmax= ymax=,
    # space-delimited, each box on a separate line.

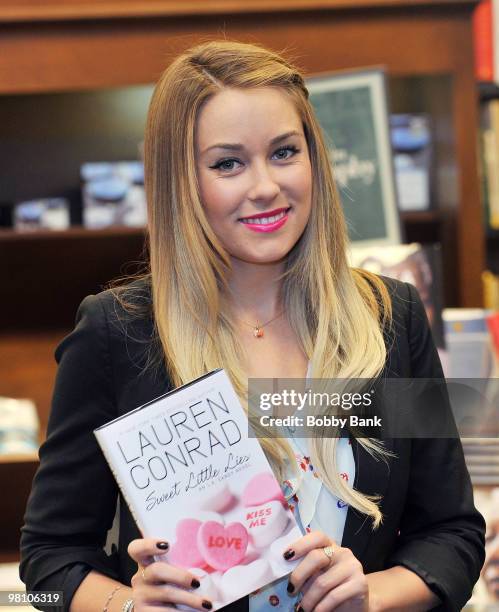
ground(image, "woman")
xmin=20 ymin=41 xmax=484 ymax=612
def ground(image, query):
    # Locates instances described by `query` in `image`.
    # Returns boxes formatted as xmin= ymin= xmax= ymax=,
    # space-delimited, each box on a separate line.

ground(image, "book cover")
xmin=349 ymin=242 xmax=445 ymax=352
xmin=468 ymin=486 xmax=499 ymax=608
xmin=389 ymin=114 xmax=433 ymax=212
xmin=94 ymin=369 xmax=300 ymax=610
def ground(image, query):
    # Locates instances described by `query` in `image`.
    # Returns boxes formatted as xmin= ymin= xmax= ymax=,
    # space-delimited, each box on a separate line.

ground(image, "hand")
xmin=284 ymin=531 xmax=368 ymax=612
xmin=127 ymin=538 xmax=214 ymax=611
xmin=483 ymin=520 xmax=499 ymax=601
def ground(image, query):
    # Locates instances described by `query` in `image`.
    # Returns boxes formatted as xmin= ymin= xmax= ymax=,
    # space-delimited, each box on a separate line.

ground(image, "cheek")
xmin=290 ymin=164 xmax=312 ymax=206
xmin=199 ymin=177 xmax=244 ymax=223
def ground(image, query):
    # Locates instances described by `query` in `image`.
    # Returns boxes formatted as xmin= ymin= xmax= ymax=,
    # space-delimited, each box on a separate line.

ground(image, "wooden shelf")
xmin=0 ymin=332 xmax=65 ymax=438
xmin=0 ymin=0 xmax=479 ymax=23
xmin=400 ymin=210 xmax=443 ymax=224
xmin=0 ymin=454 xmax=39 ymax=465
xmin=0 ymin=459 xmax=40 ymax=552
xmin=0 ymin=226 xmax=145 ymax=242
xmin=1 ymin=227 xmax=147 ymax=331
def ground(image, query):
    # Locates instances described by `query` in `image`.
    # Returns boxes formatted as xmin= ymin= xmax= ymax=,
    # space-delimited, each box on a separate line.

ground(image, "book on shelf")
xmin=13 ymin=198 xmax=70 ymax=231
xmin=349 ymin=242 xmax=446 ymax=355
xmin=442 ymin=309 xmax=494 ymax=379
xmin=479 ymin=100 xmax=499 ymax=230
xmin=483 ymin=270 xmax=499 ymax=310
xmin=94 ymin=369 xmax=300 ymax=610
xmin=473 ymin=0 xmax=496 ymax=83
xmin=81 ymin=161 xmax=147 ymax=229
xmin=389 ymin=114 xmax=433 ymax=212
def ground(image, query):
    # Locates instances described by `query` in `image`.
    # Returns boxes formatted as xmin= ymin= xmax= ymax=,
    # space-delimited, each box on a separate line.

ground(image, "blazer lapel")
xmin=341 ymin=437 xmax=394 ymax=560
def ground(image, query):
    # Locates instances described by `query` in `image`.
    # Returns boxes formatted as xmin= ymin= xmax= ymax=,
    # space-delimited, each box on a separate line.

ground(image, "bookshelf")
xmin=0 ymin=0 xmax=484 ymax=560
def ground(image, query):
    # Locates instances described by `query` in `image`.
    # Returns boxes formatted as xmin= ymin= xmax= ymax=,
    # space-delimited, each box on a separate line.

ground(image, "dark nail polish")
xmin=283 ymin=549 xmax=295 ymax=560
xmin=294 ymin=605 xmax=304 ymax=612
xmin=156 ymin=541 xmax=169 ymax=550
xmin=202 ymin=601 xmax=213 ymax=610
xmin=191 ymin=578 xmax=201 ymax=589
xmin=287 ymin=581 xmax=294 ymax=594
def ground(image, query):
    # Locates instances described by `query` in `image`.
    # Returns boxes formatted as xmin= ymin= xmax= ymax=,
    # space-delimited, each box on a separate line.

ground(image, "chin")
xmin=233 ymin=251 xmax=289 ymax=266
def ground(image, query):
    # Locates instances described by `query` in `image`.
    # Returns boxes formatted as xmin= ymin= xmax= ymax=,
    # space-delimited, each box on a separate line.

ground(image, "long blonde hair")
xmin=133 ymin=40 xmax=393 ymax=528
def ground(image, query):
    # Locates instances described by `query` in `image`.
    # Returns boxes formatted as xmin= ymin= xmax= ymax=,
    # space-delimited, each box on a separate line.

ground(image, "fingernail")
xmin=283 ymin=549 xmax=295 ymax=560
xmin=287 ymin=581 xmax=294 ymax=594
xmin=191 ymin=578 xmax=201 ymax=589
xmin=156 ymin=541 xmax=169 ymax=550
xmin=294 ymin=605 xmax=304 ymax=612
xmin=202 ymin=601 xmax=213 ymax=610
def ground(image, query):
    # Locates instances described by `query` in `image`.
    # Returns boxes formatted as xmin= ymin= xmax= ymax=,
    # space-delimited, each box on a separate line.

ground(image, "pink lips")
xmin=239 ymin=209 xmax=290 ymax=233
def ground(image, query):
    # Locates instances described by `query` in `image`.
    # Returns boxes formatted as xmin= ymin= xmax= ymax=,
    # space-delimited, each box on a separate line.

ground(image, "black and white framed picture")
xmin=307 ymin=68 xmax=401 ymax=246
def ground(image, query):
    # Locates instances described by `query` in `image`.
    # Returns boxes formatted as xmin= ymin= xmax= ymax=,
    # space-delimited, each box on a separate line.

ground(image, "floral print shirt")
xmin=249 ymin=435 xmax=355 ymax=610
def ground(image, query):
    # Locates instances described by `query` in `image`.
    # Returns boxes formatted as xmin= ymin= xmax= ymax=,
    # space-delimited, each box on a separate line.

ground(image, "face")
xmin=195 ymin=87 xmax=312 ymax=266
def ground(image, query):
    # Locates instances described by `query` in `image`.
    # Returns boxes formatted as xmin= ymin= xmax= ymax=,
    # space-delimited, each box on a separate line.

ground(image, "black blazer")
xmin=20 ymin=278 xmax=485 ymax=611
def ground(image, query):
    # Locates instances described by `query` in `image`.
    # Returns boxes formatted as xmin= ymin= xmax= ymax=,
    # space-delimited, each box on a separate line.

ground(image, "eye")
xmin=209 ymin=158 xmax=242 ymax=172
xmin=272 ymin=145 xmax=299 ymax=161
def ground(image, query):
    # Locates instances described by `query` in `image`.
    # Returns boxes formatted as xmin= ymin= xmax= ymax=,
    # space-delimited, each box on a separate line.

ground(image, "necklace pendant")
xmin=254 ymin=326 xmax=264 ymax=338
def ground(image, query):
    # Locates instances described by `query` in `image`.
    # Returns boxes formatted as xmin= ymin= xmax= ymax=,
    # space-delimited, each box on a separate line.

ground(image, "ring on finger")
xmin=322 ymin=545 xmax=335 ymax=561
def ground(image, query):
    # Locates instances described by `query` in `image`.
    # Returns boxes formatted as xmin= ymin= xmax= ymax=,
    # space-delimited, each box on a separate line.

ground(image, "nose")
xmin=247 ymin=161 xmax=280 ymax=203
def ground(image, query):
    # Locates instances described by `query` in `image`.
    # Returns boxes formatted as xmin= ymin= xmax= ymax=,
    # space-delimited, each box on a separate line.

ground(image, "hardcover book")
xmin=94 ymin=369 xmax=300 ymax=610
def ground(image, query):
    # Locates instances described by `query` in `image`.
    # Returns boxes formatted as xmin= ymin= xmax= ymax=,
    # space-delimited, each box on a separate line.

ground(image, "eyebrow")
xmin=201 ymin=130 xmax=303 ymax=154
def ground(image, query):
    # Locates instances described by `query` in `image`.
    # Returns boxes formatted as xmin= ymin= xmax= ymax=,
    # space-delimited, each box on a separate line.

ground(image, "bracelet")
xmin=122 ymin=599 xmax=134 ymax=612
xmin=102 ymin=585 xmax=123 ymax=612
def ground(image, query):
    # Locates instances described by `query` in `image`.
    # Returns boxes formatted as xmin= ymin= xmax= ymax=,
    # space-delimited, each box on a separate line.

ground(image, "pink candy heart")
xmin=241 ymin=472 xmax=286 ymax=507
xmin=169 ymin=518 xmax=206 ymax=569
xmin=197 ymin=521 xmax=248 ymax=571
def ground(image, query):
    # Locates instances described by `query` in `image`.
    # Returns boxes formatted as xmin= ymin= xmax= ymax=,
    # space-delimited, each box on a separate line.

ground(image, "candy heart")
xmin=198 ymin=483 xmax=235 ymax=512
xmin=242 ymin=472 xmax=285 ymax=507
xmin=185 ymin=511 xmax=223 ymax=524
xmin=243 ymin=500 xmax=289 ymax=548
xmin=220 ymin=559 xmax=271 ymax=600
xmin=169 ymin=519 xmax=206 ymax=569
xmin=197 ymin=521 xmax=248 ymax=571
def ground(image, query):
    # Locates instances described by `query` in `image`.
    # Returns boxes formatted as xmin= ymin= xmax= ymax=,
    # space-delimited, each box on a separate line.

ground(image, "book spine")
xmin=494 ymin=0 xmax=499 ymax=84
xmin=474 ymin=0 xmax=494 ymax=82
xmin=490 ymin=100 xmax=499 ymax=228
xmin=94 ymin=431 xmax=147 ymax=537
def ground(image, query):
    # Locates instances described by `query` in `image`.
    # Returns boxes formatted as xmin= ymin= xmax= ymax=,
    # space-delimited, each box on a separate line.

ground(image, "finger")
xmin=307 ymin=577 xmax=368 ymax=612
xmin=127 ymin=538 xmax=170 ymax=566
xmin=137 ymin=583 xmax=214 ymax=610
xmin=288 ymin=547 xmax=340 ymax=595
xmin=299 ymin=563 xmax=352 ymax=611
xmin=142 ymin=561 xmax=203 ymax=590
xmin=282 ymin=530 xmax=337 ymax=562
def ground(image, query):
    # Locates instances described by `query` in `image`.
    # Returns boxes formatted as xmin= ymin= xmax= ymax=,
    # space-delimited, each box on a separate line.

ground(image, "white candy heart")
xmin=198 ymin=483 xmax=234 ymax=512
xmin=242 ymin=500 xmax=289 ymax=547
xmin=220 ymin=559 xmax=271 ymax=601
xmin=184 ymin=511 xmax=224 ymax=524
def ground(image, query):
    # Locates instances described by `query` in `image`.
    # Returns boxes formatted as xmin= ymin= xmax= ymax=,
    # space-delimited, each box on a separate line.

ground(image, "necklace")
xmin=239 ymin=310 xmax=285 ymax=338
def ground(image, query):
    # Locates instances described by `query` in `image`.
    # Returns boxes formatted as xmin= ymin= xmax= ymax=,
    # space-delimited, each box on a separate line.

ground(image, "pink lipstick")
xmin=239 ymin=207 xmax=290 ymax=233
